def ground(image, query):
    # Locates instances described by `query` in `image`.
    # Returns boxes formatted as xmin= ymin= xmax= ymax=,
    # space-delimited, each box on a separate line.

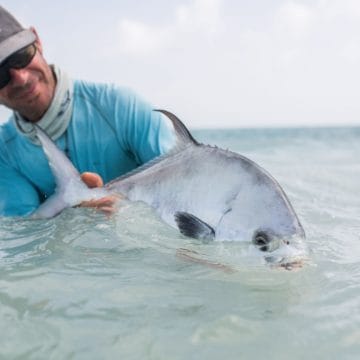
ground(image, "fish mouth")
xmin=265 ymin=255 xmax=305 ymax=271
xmin=263 ymin=235 xmax=309 ymax=270
xmin=252 ymin=230 xmax=308 ymax=270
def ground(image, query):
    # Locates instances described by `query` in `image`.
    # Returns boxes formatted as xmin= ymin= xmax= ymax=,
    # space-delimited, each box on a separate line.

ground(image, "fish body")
xmin=33 ymin=110 xmax=305 ymax=254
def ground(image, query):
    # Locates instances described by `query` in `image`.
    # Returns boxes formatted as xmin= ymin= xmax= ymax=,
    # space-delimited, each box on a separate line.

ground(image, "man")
xmin=0 ymin=6 xmax=176 ymax=216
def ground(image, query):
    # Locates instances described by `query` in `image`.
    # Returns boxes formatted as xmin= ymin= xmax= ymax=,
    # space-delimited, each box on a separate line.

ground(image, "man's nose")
xmin=8 ymin=68 xmax=30 ymax=87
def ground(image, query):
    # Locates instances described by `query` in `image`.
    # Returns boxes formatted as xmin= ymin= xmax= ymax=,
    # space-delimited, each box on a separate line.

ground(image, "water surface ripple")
xmin=0 ymin=127 xmax=359 ymax=359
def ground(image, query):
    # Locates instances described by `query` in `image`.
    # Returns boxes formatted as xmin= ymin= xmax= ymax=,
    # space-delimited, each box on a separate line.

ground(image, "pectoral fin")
xmin=174 ymin=212 xmax=215 ymax=242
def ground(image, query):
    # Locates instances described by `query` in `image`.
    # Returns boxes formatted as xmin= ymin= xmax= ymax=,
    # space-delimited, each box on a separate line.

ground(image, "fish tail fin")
xmin=154 ymin=109 xmax=199 ymax=146
xmin=31 ymin=125 xmax=90 ymax=218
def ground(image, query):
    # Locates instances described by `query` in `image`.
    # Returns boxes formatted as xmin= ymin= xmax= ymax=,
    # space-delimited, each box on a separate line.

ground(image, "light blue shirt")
xmin=0 ymin=80 xmax=176 ymax=216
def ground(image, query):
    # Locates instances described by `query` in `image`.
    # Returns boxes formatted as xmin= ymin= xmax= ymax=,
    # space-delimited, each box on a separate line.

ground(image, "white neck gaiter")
xmin=13 ymin=66 xmax=73 ymax=143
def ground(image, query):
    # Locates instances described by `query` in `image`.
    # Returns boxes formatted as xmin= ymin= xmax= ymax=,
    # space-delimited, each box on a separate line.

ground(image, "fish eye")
xmin=253 ymin=231 xmax=270 ymax=252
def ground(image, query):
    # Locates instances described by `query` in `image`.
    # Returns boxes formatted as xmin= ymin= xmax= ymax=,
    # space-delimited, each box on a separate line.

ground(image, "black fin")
xmin=154 ymin=109 xmax=199 ymax=146
xmin=174 ymin=211 xmax=215 ymax=242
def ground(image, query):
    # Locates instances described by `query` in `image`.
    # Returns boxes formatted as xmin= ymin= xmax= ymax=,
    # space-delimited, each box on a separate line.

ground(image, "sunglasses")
xmin=0 ymin=43 xmax=37 ymax=89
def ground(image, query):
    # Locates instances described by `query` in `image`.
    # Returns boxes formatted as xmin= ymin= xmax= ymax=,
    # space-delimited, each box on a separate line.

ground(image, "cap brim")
xmin=0 ymin=29 xmax=36 ymax=63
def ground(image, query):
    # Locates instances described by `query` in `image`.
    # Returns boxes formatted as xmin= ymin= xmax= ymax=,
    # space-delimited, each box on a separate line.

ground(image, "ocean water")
xmin=0 ymin=126 xmax=359 ymax=359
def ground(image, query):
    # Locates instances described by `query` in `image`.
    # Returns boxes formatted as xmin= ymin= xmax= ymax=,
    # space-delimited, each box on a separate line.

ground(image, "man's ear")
xmin=30 ymin=27 xmax=43 ymax=54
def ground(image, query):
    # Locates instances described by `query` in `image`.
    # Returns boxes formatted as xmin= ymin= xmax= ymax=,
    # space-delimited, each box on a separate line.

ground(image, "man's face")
xmin=0 ymin=31 xmax=56 ymax=122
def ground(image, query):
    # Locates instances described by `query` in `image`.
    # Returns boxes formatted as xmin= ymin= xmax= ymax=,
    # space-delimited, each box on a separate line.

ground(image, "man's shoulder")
xmin=73 ymin=79 xmax=136 ymax=101
xmin=74 ymin=79 xmax=136 ymax=96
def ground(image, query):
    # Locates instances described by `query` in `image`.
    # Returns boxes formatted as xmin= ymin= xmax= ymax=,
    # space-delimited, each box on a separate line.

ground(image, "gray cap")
xmin=0 ymin=6 xmax=36 ymax=63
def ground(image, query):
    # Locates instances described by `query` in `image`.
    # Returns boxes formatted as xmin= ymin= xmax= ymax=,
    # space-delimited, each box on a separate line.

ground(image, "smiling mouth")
xmin=12 ymin=82 xmax=37 ymax=100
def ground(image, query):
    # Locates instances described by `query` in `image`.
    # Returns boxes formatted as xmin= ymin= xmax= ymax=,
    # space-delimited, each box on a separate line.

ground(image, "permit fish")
xmin=32 ymin=110 xmax=305 ymax=257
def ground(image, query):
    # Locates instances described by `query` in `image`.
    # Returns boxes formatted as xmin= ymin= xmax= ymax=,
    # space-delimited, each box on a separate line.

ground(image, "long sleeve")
xmin=109 ymin=85 xmax=177 ymax=164
xmin=0 ymin=160 xmax=40 ymax=216
xmin=0 ymin=81 xmax=177 ymax=217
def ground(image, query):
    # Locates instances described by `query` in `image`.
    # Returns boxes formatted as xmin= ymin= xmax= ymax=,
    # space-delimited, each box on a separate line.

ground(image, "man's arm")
xmin=110 ymin=87 xmax=177 ymax=165
xmin=0 ymin=162 xmax=40 ymax=216
xmin=125 ymin=110 xmax=176 ymax=164
xmin=78 ymin=88 xmax=177 ymax=215
xmin=0 ymin=165 xmax=119 ymax=217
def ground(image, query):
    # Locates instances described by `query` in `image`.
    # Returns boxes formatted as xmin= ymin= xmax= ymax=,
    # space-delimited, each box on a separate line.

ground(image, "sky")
xmin=0 ymin=0 xmax=360 ymax=128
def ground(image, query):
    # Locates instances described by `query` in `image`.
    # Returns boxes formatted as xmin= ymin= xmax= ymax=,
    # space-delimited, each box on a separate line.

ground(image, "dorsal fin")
xmin=107 ymin=110 xmax=199 ymax=189
xmin=154 ymin=109 xmax=199 ymax=146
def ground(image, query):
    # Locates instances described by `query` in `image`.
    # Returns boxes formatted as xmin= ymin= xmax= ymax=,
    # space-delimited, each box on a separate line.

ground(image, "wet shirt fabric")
xmin=0 ymin=80 xmax=176 ymax=216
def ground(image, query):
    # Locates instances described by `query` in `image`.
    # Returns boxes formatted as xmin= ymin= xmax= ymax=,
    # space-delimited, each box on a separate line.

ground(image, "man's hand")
xmin=79 ymin=172 xmax=120 ymax=215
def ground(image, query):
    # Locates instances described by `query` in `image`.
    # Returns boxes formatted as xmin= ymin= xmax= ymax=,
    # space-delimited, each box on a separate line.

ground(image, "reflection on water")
xmin=0 ymin=127 xmax=359 ymax=359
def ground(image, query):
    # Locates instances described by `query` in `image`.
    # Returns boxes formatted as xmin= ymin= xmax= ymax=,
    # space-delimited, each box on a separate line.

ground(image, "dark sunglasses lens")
xmin=7 ymin=44 xmax=36 ymax=69
xmin=0 ymin=44 xmax=36 ymax=89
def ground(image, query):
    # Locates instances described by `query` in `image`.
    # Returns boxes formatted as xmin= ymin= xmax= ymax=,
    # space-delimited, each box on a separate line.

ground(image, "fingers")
xmin=79 ymin=172 xmax=123 ymax=216
xmin=79 ymin=195 xmax=121 ymax=216
xmin=81 ymin=172 xmax=104 ymax=188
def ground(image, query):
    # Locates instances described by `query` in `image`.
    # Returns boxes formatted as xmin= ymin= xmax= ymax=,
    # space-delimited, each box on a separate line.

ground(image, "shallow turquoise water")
xmin=0 ymin=127 xmax=359 ymax=359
